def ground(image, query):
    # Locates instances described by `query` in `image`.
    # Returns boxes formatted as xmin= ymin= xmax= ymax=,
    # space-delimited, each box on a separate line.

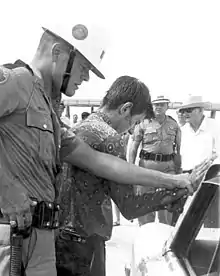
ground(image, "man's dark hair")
xmin=81 ymin=112 xmax=90 ymax=120
xmin=101 ymin=76 xmax=154 ymax=119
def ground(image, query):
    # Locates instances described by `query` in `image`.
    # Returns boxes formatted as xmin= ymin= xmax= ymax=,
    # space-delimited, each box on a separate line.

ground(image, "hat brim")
xmin=76 ymin=49 xmax=105 ymax=79
xmin=42 ymin=28 xmax=105 ymax=79
xmin=152 ymin=100 xmax=170 ymax=104
xmin=179 ymin=102 xmax=209 ymax=110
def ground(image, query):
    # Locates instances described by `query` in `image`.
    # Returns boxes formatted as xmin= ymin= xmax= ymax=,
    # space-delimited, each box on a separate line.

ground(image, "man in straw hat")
xmin=172 ymin=95 xmax=220 ymax=225
xmin=129 ymin=95 xmax=182 ymax=226
xmin=179 ymin=95 xmax=220 ymax=173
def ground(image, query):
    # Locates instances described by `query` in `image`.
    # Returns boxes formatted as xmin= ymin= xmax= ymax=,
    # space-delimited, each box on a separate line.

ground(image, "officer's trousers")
xmin=137 ymin=159 xmax=176 ymax=226
xmin=0 ymin=223 xmax=56 ymax=276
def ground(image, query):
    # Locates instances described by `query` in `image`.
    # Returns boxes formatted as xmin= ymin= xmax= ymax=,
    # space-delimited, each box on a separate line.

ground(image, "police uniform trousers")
xmin=0 ymin=221 xmax=56 ymax=276
xmin=137 ymin=159 xmax=176 ymax=226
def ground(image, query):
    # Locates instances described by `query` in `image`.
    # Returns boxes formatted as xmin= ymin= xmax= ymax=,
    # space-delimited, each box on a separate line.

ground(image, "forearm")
xmin=128 ymin=148 xmax=137 ymax=164
xmin=128 ymin=141 xmax=140 ymax=164
xmin=109 ymin=182 xmax=187 ymax=220
xmin=63 ymin=140 xmax=181 ymax=189
xmin=174 ymin=153 xmax=182 ymax=174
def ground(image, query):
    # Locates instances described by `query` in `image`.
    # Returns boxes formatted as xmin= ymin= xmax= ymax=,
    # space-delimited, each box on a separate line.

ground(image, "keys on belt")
xmin=139 ymin=150 xmax=174 ymax=162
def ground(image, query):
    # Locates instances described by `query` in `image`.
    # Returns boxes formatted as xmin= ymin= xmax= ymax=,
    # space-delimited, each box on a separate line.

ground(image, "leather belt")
xmin=0 ymin=198 xmax=60 ymax=230
xmin=139 ymin=149 xmax=174 ymax=162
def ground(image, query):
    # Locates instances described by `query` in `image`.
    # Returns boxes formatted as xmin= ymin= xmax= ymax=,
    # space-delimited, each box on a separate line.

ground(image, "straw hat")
xmin=180 ymin=95 xmax=209 ymax=109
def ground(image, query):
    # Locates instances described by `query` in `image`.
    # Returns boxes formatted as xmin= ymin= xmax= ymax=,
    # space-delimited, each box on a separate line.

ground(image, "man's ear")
xmin=119 ymin=102 xmax=133 ymax=116
xmin=51 ymin=43 xmax=63 ymax=62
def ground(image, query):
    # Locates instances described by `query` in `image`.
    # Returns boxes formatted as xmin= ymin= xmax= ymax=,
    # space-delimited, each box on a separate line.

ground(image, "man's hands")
xmin=160 ymin=155 xmax=217 ymax=215
xmin=0 ymin=187 xmax=37 ymax=230
xmin=174 ymin=156 xmax=215 ymax=194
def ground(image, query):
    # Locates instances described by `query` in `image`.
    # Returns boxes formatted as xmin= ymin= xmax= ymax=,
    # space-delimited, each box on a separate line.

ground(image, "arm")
xmin=174 ymin=126 xmax=182 ymax=174
xmin=213 ymin=121 xmax=220 ymax=164
xmin=108 ymin=180 xmax=188 ymax=220
xmin=128 ymin=123 xmax=143 ymax=163
xmin=60 ymin=129 xmax=188 ymax=190
xmin=0 ymin=66 xmax=20 ymax=117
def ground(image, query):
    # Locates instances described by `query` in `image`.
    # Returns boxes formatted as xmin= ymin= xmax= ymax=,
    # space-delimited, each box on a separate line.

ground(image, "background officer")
xmin=129 ymin=95 xmax=182 ymax=225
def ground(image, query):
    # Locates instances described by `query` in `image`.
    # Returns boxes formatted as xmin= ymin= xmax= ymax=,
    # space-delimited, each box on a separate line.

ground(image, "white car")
xmin=125 ymin=165 xmax=220 ymax=276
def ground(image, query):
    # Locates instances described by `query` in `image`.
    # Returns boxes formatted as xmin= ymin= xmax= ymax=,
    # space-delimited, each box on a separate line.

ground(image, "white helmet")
xmin=42 ymin=23 xmax=108 ymax=79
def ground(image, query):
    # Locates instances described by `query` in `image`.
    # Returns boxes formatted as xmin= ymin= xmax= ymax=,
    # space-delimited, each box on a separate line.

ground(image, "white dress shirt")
xmin=181 ymin=117 xmax=220 ymax=170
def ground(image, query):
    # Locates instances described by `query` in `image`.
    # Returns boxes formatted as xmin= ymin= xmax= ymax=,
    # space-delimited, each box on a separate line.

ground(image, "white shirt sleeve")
xmin=211 ymin=120 xmax=220 ymax=164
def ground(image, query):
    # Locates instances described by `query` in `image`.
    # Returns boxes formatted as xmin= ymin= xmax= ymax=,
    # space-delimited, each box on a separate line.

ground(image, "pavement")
xmin=106 ymin=217 xmax=139 ymax=276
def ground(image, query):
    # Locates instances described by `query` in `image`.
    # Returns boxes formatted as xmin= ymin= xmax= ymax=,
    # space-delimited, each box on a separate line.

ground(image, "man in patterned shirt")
xmin=56 ymin=76 xmax=208 ymax=276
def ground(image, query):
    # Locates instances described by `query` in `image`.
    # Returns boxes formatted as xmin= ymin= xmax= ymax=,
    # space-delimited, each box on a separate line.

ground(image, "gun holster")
xmin=31 ymin=198 xmax=60 ymax=230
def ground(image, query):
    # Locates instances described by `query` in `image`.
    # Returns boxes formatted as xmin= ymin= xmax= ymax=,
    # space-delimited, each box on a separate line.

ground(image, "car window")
xmin=187 ymin=189 xmax=220 ymax=276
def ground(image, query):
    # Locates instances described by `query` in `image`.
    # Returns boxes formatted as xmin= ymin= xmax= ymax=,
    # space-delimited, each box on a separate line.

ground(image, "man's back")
xmin=59 ymin=112 xmax=120 ymax=240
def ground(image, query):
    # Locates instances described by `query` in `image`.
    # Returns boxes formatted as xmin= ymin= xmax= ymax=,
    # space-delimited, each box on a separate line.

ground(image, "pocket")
xmin=167 ymin=127 xmax=176 ymax=141
xmin=143 ymin=130 xmax=158 ymax=143
xmin=26 ymin=109 xmax=53 ymax=133
xmin=26 ymin=109 xmax=55 ymax=160
xmin=56 ymin=234 xmax=90 ymax=273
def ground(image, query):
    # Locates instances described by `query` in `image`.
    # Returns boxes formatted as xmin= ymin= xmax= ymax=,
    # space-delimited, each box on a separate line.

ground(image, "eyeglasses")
xmin=179 ymin=108 xmax=197 ymax=114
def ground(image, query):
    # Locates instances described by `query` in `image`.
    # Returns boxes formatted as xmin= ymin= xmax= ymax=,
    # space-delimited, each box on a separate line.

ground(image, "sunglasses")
xmin=179 ymin=107 xmax=198 ymax=114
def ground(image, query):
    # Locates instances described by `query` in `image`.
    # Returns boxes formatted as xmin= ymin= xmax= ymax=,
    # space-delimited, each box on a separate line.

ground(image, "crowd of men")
xmin=0 ymin=22 xmax=216 ymax=276
xmin=128 ymin=94 xmax=220 ymax=226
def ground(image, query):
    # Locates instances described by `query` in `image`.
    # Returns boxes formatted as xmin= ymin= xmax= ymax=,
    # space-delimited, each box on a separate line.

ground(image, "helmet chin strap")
xmin=60 ymin=49 xmax=76 ymax=94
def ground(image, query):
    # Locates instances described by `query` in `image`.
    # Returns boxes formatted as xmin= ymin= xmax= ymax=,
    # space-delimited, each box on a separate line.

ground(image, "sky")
xmin=1 ymin=0 xmax=220 ymax=103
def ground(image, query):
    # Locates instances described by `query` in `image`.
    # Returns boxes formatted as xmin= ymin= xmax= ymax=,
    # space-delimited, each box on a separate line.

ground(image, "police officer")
xmin=0 ymin=23 xmax=211 ymax=276
xmin=129 ymin=95 xmax=182 ymax=225
xmin=0 ymin=22 xmax=109 ymax=276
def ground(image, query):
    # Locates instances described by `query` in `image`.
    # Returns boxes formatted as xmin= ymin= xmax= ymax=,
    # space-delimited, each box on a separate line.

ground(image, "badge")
xmin=0 ymin=67 xmax=9 ymax=84
xmin=72 ymin=24 xmax=88 ymax=40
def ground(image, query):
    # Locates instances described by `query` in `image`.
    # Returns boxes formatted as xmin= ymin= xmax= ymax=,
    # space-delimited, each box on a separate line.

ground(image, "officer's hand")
xmin=1 ymin=193 xmax=37 ymax=230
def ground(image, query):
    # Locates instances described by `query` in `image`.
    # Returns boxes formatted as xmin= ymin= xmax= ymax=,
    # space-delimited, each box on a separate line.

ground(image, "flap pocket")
xmin=167 ymin=127 xmax=176 ymax=136
xmin=26 ymin=109 xmax=53 ymax=133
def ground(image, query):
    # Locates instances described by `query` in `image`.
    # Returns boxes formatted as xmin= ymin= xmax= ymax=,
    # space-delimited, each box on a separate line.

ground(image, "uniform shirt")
xmin=59 ymin=112 xmax=174 ymax=240
xmin=181 ymin=116 xmax=220 ymax=170
xmin=132 ymin=116 xmax=181 ymax=155
xmin=0 ymin=64 xmax=78 ymax=202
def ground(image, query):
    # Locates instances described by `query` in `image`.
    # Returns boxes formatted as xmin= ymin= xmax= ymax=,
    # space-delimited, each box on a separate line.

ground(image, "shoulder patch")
xmin=0 ymin=67 xmax=9 ymax=84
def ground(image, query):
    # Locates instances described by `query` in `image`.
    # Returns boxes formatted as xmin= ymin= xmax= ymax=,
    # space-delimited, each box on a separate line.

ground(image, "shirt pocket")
xmin=143 ymin=129 xmax=158 ymax=143
xmin=26 ymin=109 xmax=55 ymax=161
xmin=166 ymin=126 xmax=176 ymax=142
